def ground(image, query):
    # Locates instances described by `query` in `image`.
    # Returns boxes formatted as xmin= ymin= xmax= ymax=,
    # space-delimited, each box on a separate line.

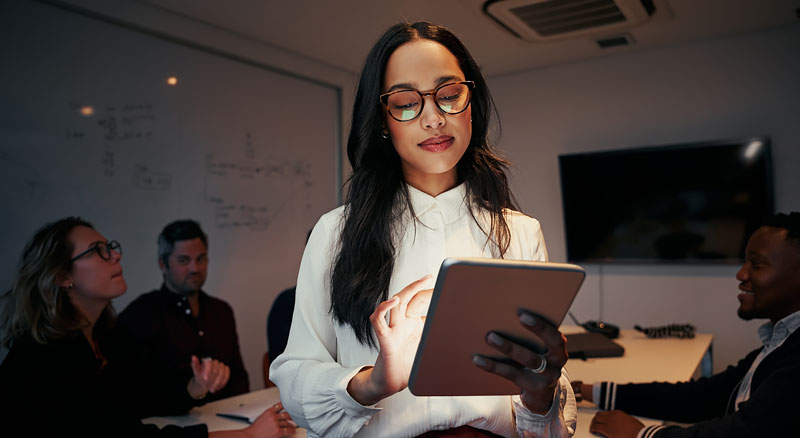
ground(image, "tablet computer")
xmin=408 ymin=257 xmax=585 ymax=396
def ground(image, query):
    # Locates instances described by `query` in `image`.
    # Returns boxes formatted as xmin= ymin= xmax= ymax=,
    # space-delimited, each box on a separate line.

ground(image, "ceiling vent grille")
xmin=484 ymin=0 xmax=656 ymax=41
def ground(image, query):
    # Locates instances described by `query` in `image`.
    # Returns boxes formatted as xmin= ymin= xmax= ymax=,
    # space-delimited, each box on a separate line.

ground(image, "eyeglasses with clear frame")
xmin=379 ymin=81 xmax=475 ymax=122
xmin=70 ymin=240 xmax=122 ymax=263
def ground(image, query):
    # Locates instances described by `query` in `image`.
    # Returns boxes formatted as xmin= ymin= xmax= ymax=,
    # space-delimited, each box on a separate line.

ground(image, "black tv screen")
xmin=558 ymin=137 xmax=774 ymax=264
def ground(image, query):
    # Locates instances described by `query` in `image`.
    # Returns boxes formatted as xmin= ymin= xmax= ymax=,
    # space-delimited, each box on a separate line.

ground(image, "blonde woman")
xmin=0 ymin=217 xmax=295 ymax=438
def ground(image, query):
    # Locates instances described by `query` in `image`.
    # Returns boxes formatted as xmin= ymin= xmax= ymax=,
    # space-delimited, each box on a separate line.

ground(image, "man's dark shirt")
xmin=117 ymin=284 xmax=249 ymax=417
xmin=599 ymin=328 xmax=800 ymax=437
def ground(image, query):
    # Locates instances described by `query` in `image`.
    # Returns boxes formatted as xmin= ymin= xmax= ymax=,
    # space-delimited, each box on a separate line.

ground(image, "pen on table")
xmin=216 ymin=413 xmax=252 ymax=424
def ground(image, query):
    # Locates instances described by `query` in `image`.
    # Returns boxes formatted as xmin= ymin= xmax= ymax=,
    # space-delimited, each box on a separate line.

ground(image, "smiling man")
xmin=573 ymin=212 xmax=800 ymax=438
xmin=118 ymin=219 xmax=249 ymax=417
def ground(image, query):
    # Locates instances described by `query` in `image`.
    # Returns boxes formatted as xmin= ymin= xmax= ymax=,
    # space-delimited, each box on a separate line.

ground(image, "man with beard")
xmin=119 ymin=219 xmax=249 ymax=417
xmin=573 ymin=212 xmax=800 ymax=438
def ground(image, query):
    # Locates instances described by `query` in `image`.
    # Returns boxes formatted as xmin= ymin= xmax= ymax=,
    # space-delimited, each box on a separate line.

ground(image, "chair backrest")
xmin=263 ymin=351 xmax=275 ymax=388
xmin=266 ymin=286 xmax=296 ymax=388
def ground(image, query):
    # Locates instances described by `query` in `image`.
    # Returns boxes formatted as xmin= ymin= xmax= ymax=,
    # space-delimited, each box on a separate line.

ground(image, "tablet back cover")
xmin=408 ymin=258 xmax=585 ymax=396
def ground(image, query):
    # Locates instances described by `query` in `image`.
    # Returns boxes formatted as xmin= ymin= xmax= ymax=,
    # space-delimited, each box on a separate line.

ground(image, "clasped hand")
xmin=589 ymin=410 xmax=645 ymax=438
xmin=571 ymin=381 xmax=645 ymax=438
xmin=189 ymin=355 xmax=231 ymax=396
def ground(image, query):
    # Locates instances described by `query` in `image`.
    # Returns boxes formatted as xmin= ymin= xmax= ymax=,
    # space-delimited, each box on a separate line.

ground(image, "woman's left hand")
xmin=472 ymin=310 xmax=568 ymax=414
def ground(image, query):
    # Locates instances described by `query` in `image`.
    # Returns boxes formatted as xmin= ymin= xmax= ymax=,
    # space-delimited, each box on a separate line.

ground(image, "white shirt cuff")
xmin=331 ymin=366 xmax=383 ymax=418
xmin=512 ymin=377 xmax=575 ymax=438
xmin=513 ymin=388 xmax=559 ymax=431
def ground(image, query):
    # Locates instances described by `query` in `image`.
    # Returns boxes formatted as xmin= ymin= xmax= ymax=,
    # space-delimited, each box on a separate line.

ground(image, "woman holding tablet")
xmin=0 ymin=217 xmax=295 ymax=438
xmin=270 ymin=22 xmax=576 ymax=437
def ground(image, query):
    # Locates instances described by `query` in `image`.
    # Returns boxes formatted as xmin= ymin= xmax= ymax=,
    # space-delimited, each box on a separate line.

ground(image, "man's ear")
xmin=158 ymin=257 xmax=168 ymax=274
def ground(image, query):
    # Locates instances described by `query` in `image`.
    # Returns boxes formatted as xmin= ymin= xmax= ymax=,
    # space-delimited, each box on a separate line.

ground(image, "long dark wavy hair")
xmin=0 ymin=217 xmax=116 ymax=347
xmin=331 ymin=22 xmax=519 ymax=347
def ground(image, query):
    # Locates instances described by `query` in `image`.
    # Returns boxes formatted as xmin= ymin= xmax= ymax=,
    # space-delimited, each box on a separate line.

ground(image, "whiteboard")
xmin=0 ymin=0 xmax=341 ymax=389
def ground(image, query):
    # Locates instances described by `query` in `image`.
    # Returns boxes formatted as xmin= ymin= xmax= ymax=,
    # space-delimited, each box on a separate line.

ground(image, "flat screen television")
xmin=558 ymin=137 xmax=774 ymax=264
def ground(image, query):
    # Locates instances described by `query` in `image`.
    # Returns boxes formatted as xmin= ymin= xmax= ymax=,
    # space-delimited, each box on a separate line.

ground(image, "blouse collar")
xmin=406 ymin=182 xmax=470 ymax=229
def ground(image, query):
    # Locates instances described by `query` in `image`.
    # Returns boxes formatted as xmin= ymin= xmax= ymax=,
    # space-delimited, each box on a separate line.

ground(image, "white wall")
xmin=8 ymin=1 xmax=797 ymax=385
xmin=489 ymin=25 xmax=800 ymax=373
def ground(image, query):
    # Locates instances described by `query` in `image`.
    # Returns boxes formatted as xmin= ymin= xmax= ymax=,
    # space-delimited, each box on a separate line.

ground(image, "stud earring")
xmin=68 ymin=283 xmax=74 ymax=289
xmin=381 ymin=129 xmax=390 ymax=139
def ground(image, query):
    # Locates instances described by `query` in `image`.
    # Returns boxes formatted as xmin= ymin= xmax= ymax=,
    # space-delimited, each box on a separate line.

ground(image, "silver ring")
xmin=526 ymin=354 xmax=547 ymax=374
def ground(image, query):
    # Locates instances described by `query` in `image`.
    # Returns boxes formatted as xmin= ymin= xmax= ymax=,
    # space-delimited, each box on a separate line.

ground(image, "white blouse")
xmin=270 ymin=183 xmax=577 ymax=438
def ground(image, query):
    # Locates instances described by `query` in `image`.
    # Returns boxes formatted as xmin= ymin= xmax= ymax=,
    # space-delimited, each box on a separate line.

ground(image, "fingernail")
xmin=520 ymin=313 xmax=536 ymax=326
xmin=472 ymin=355 xmax=488 ymax=368
xmin=487 ymin=332 xmax=504 ymax=347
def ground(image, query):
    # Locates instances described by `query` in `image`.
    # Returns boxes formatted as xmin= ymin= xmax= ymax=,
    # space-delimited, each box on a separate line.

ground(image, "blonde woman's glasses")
xmin=70 ymin=240 xmax=122 ymax=263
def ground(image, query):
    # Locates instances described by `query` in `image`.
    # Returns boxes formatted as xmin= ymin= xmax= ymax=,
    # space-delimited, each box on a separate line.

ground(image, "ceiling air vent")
xmin=596 ymin=33 xmax=634 ymax=48
xmin=484 ymin=0 xmax=656 ymax=42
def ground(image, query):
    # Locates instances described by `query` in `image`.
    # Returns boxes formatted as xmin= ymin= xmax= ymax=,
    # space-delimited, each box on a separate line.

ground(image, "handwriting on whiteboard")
xmin=133 ymin=164 xmax=172 ymax=190
xmin=204 ymin=153 xmax=314 ymax=231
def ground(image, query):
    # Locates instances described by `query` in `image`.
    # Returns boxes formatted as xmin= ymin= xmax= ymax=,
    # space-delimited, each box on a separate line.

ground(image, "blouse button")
xmin=198 ymin=330 xmax=204 ymax=336
xmin=185 ymin=309 xmax=191 ymax=315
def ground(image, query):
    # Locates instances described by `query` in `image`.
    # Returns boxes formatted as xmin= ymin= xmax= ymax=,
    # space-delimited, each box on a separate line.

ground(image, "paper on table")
xmin=213 ymin=389 xmax=282 ymax=423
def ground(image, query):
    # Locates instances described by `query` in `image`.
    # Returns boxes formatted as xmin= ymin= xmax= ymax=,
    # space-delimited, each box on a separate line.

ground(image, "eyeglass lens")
xmin=97 ymin=241 xmax=121 ymax=260
xmin=386 ymin=83 xmax=471 ymax=121
xmin=69 ymin=240 xmax=121 ymax=263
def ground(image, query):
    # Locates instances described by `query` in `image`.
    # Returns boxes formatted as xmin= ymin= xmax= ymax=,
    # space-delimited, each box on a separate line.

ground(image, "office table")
xmin=562 ymin=326 xmax=713 ymax=437
xmin=145 ymin=328 xmax=711 ymax=437
xmin=144 ymin=387 xmax=306 ymax=436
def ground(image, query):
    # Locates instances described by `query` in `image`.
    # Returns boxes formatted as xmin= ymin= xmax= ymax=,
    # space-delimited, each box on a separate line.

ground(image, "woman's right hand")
xmin=209 ymin=402 xmax=296 ymax=438
xmin=347 ymin=275 xmax=433 ymax=405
